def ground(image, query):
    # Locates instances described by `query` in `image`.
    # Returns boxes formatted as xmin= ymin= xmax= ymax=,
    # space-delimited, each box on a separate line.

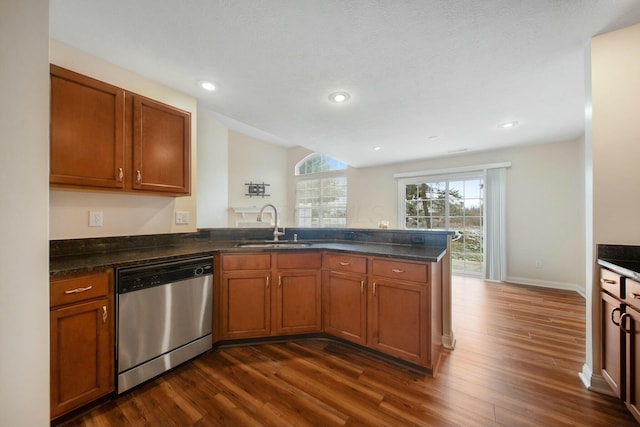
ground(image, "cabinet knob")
xmin=360 ymin=281 xmax=364 ymax=294
xmin=339 ymin=261 xmax=350 ymax=266
xmin=118 ymin=167 xmax=123 ymax=182
xmin=630 ymin=293 xmax=640 ymax=299
xmin=266 ymin=276 xmax=270 ymax=288
xmin=600 ymin=278 xmax=616 ymax=285
xmin=102 ymin=306 xmax=108 ymax=323
xmin=391 ymin=268 xmax=405 ymax=274
xmin=136 ymin=170 xmax=142 ymax=183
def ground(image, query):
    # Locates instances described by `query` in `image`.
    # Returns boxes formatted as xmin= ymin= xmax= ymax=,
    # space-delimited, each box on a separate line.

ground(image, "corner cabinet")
xmin=50 ymin=65 xmax=191 ymax=196
xmin=218 ymin=252 xmax=323 ymax=340
xmin=50 ymin=270 xmax=114 ymax=420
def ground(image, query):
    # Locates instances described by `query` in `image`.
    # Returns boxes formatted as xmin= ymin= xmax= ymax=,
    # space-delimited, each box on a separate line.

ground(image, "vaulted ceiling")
xmin=50 ymin=0 xmax=640 ymax=167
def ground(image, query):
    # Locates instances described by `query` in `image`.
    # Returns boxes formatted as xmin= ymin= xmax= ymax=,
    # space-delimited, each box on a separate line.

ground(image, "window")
xmin=295 ymin=153 xmax=347 ymax=227
xmin=401 ymin=173 xmax=484 ymax=276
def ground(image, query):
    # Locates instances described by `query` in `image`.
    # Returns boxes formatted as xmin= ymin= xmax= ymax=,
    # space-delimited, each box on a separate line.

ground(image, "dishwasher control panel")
xmin=117 ymin=256 xmax=213 ymax=294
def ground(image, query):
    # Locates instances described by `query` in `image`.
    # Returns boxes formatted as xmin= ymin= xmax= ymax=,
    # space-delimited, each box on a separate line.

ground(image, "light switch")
xmin=89 ymin=211 xmax=103 ymax=227
xmin=175 ymin=211 xmax=190 ymax=225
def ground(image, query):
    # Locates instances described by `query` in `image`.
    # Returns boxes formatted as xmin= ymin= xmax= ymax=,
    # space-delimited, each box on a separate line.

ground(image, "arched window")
xmin=294 ymin=153 xmax=347 ymax=227
xmin=295 ymin=153 xmax=347 ymax=175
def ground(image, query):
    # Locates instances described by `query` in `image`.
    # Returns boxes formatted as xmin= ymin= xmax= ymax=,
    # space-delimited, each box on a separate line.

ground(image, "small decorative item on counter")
xmin=378 ymin=220 xmax=389 ymax=229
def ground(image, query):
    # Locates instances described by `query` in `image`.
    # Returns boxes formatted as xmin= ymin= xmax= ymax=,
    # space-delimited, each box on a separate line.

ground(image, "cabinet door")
xmin=323 ymin=271 xmax=367 ymax=345
xmin=623 ymin=305 xmax=640 ymax=422
xmin=368 ymin=278 xmax=430 ymax=367
xmin=132 ymin=95 xmax=191 ymax=194
xmin=602 ymin=291 xmax=624 ymax=399
xmin=50 ymin=298 xmax=112 ymax=419
xmin=274 ymin=270 xmax=322 ymax=335
xmin=50 ymin=65 xmax=125 ymax=189
xmin=221 ymin=272 xmax=271 ymax=339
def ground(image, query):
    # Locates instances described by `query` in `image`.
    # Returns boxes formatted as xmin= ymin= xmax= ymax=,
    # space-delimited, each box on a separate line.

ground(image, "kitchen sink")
xmin=236 ymin=241 xmax=312 ymax=248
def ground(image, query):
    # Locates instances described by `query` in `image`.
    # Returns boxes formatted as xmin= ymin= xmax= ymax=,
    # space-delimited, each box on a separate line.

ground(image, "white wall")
xmin=326 ymin=139 xmax=585 ymax=292
xmin=49 ymin=40 xmax=199 ymax=239
xmin=583 ymin=22 xmax=640 ymax=392
xmin=196 ymin=108 xmax=229 ymax=228
xmin=227 ymin=130 xmax=289 ymax=227
xmin=0 ymin=1 xmax=50 ymax=425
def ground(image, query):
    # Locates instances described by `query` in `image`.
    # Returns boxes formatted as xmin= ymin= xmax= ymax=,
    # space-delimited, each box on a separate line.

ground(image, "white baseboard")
xmin=505 ymin=276 xmax=586 ymax=298
xmin=579 ymin=363 xmax=616 ymax=396
xmin=442 ymin=332 xmax=456 ymax=350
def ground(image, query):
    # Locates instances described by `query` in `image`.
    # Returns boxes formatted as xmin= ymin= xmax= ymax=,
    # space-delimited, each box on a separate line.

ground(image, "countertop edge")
xmin=598 ymin=258 xmax=640 ymax=282
xmin=50 ymin=241 xmax=448 ymax=278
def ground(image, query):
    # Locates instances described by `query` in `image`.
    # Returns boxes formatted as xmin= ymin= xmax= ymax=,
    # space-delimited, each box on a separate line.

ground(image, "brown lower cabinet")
xmin=217 ymin=251 xmax=443 ymax=372
xmin=50 ymin=271 xmax=114 ymax=420
xmin=219 ymin=252 xmax=322 ymax=340
xmin=322 ymin=254 xmax=368 ymax=345
xmin=600 ymin=267 xmax=640 ymax=423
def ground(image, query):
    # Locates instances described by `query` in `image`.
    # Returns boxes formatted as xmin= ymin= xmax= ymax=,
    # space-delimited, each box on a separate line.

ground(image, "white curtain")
xmin=484 ymin=167 xmax=507 ymax=281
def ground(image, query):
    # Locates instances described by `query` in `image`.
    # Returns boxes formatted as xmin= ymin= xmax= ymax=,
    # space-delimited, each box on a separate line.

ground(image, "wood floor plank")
xmin=55 ymin=276 xmax=638 ymax=427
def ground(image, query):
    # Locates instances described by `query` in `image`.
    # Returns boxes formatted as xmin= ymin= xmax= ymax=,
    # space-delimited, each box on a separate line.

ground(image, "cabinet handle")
xmin=278 ymin=276 xmax=282 ymax=287
xmin=118 ymin=167 xmax=124 ymax=182
xmin=102 ymin=306 xmax=108 ymax=323
xmin=630 ymin=293 xmax=640 ymax=299
xmin=339 ymin=261 xmax=350 ymax=266
xmin=620 ymin=312 xmax=632 ymax=334
xmin=136 ymin=170 xmax=142 ymax=183
xmin=360 ymin=281 xmax=364 ymax=294
xmin=373 ymin=282 xmax=377 ymax=295
xmin=600 ymin=278 xmax=616 ymax=285
xmin=611 ymin=307 xmax=621 ymax=326
xmin=266 ymin=276 xmax=270 ymax=288
xmin=391 ymin=268 xmax=405 ymax=274
xmin=64 ymin=285 xmax=93 ymax=294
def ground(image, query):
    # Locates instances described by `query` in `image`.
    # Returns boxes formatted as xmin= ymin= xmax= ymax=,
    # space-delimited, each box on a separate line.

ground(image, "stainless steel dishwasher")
xmin=116 ymin=256 xmax=213 ymax=394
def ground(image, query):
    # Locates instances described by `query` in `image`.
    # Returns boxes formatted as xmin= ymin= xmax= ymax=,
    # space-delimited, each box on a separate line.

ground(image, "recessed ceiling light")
xmin=329 ymin=91 xmax=350 ymax=103
xmin=374 ymin=146 xmax=382 ymax=151
xmin=200 ymin=81 xmax=216 ymax=91
xmin=498 ymin=121 xmax=518 ymax=129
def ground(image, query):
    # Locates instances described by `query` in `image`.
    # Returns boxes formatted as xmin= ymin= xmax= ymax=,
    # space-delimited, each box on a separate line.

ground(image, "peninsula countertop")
xmin=50 ymin=229 xmax=452 ymax=277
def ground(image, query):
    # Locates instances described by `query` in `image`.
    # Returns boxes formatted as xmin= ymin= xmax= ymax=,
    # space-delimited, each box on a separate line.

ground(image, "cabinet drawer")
xmin=222 ymin=253 xmax=271 ymax=271
xmin=600 ymin=268 xmax=623 ymax=299
xmin=323 ymin=253 xmax=367 ymax=274
xmin=626 ymin=278 xmax=640 ymax=311
xmin=372 ymin=258 xmax=428 ymax=283
xmin=276 ymin=252 xmax=322 ymax=269
xmin=50 ymin=271 xmax=109 ymax=308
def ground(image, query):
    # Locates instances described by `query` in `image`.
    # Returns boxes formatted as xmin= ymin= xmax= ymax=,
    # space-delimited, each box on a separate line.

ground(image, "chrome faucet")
xmin=257 ymin=203 xmax=285 ymax=241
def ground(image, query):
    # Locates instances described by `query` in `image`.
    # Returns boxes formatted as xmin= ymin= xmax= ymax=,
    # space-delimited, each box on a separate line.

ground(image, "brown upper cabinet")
xmin=50 ymin=65 xmax=191 ymax=196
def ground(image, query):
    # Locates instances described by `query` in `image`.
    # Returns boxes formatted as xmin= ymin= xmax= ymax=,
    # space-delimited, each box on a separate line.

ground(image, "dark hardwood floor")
xmin=56 ymin=276 xmax=638 ymax=426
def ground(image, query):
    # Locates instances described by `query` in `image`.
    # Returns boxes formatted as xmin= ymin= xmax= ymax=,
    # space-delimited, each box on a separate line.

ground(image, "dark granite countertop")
xmin=50 ymin=229 xmax=451 ymax=277
xmin=597 ymin=244 xmax=640 ymax=281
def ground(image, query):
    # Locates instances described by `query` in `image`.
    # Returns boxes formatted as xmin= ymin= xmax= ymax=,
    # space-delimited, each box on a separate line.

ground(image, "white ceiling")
xmin=49 ymin=0 xmax=640 ymax=168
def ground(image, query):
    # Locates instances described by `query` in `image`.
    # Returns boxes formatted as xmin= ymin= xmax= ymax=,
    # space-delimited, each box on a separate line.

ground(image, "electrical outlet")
xmin=535 ymin=260 xmax=542 ymax=269
xmin=175 ymin=211 xmax=190 ymax=225
xmin=89 ymin=211 xmax=103 ymax=227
